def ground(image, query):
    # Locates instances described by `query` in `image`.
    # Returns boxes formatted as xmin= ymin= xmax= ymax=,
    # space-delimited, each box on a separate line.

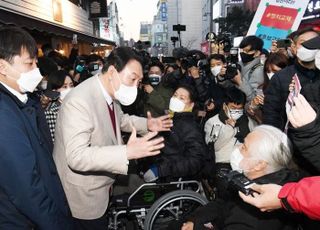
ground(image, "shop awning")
xmin=0 ymin=8 xmax=116 ymax=46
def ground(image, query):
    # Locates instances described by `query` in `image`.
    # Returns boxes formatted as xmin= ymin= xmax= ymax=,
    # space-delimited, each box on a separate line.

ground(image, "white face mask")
xmin=91 ymin=66 xmax=102 ymax=76
xmin=230 ymin=147 xmax=244 ymax=172
xmin=229 ymin=109 xmax=243 ymax=120
xmin=60 ymin=88 xmax=72 ymax=101
xmin=297 ymin=46 xmax=318 ymax=62
xmin=315 ymin=50 xmax=320 ymax=70
xmin=267 ymin=72 xmax=275 ymax=79
xmin=111 ymin=71 xmax=137 ymax=106
xmin=211 ymin=65 xmax=222 ymax=76
xmin=169 ymin=97 xmax=185 ymax=112
xmin=17 ymin=68 xmax=43 ymax=93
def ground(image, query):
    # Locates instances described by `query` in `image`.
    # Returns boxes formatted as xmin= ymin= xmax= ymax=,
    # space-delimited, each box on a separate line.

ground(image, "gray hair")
xmin=250 ymin=125 xmax=294 ymax=173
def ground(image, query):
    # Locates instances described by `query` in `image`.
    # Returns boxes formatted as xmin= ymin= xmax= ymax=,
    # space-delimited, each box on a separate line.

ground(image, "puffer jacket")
xmin=156 ymin=112 xmax=211 ymax=179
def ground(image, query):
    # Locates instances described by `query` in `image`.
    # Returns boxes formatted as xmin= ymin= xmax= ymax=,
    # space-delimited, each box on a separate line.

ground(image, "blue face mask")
xmin=149 ymin=74 xmax=161 ymax=86
xmin=76 ymin=65 xmax=84 ymax=73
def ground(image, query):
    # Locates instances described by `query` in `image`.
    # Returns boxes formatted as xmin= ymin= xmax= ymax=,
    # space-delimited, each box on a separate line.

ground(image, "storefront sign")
xmin=89 ymin=0 xmax=108 ymax=19
xmin=304 ymin=0 xmax=320 ymax=17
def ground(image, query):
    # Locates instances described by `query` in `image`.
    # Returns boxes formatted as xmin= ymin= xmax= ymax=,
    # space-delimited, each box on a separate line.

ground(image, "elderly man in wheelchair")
xmin=107 ymin=85 xmax=214 ymax=229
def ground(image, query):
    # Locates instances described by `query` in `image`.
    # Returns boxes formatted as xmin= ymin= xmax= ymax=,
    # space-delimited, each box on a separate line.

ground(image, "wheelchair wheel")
xmin=144 ymin=190 xmax=208 ymax=230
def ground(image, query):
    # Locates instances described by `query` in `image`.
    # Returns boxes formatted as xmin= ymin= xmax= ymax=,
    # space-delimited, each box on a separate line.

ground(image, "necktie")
xmin=107 ymin=102 xmax=117 ymax=137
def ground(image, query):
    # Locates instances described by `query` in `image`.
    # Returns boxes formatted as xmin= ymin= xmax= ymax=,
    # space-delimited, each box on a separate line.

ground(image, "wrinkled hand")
xmin=147 ymin=111 xmax=173 ymax=132
xmin=239 ymin=183 xmax=282 ymax=212
xmin=288 ymin=94 xmax=316 ymax=128
xmin=225 ymin=118 xmax=236 ymax=127
xmin=126 ymin=125 xmax=164 ymax=160
xmin=219 ymin=66 xmax=227 ymax=76
xmin=144 ymin=84 xmax=154 ymax=94
xmin=252 ymin=95 xmax=264 ymax=106
xmin=181 ymin=221 xmax=194 ymax=230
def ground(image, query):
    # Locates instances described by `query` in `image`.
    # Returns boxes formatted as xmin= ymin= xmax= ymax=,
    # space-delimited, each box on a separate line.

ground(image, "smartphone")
xmin=277 ymin=39 xmax=291 ymax=49
xmin=43 ymin=90 xmax=60 ymax=100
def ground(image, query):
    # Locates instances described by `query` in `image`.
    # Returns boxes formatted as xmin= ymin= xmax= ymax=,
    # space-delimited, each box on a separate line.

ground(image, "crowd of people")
xmin=0 ymin=24 xmax=320 ymax=230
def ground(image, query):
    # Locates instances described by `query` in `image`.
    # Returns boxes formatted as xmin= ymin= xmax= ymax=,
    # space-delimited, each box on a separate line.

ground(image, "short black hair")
xmin=177 ymin=84 xmax=197 ymax=103
xmin=88 ymin=54 xmax=104 ymax=64
xmin=208 ymin=54 xmax=226 ymax=63
xmin=148 ymin=61 xmax=164 ymax=73
xmin=0 ymin=26 xmax=37 ymax=63
xmin=37 ymin=57 xmax=58 ymax=77
xmin=102 ymin=47 xmax=143 ymax=73
xmin=292 ymin=27 xmax=319 ymax=43
xmin=47 ymin=70 xmax=70 ymax=90
xmin=239 ymin=35 xmax=264 ymax=52
xmin=225 ymin=87 xmax=246 ymax=105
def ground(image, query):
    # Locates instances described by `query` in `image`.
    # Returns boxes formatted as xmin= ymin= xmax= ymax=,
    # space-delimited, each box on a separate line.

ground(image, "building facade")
xmin=99 ymin=0 xmax=121 ymax=46
xmin=0 ymin=0 xmax=115 ymax=55
xmin=167 ymin=0 xmax=202 ymax=55
xmin=139 ymin=22 xmax=152 ymax=42
xmin=151 ymin=0 xmax=169 ymax=57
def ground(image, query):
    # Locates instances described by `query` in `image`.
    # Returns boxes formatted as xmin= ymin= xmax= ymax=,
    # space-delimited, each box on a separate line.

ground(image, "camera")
xmin=225 ymin=47 xmax=241 ymax=80
xmin=217 ymin=169 xmax=257 ymax=196
xmin=277 ymin=39 xmax=291 ymax=49
xmin=88 ymin=62 xmax=100 ymax=72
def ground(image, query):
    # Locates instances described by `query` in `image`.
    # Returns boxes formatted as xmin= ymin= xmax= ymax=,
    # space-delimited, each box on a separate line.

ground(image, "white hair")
xmin=250 ymin=125 xmax=293 ymax=174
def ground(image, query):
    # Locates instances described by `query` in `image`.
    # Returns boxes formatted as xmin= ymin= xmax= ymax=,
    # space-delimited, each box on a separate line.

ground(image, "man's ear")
xmin=255 ymin=50 xmax=261 ymax=58
xmin=0 ymin=59 xmax=8 ymax=76
xmin=253 ymin=160 xmax=268 ymax=172
xmin=108 ymin=65 xmax=116 ymax=74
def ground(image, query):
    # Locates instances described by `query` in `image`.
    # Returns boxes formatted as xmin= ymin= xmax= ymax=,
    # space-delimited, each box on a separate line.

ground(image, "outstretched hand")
xmin=239 ymin=183 xmax=282 ymax=212
xmin=147 ymin=111 xmax=173 ymax=132
xmin=288 ymin=94 xmax=316 ymax=128
xmin=126 ymin=124 xmax=164 ymax=160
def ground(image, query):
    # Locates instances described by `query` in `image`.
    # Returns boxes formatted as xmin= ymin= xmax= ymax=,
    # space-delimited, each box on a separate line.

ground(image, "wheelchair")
xmin=107 ymin=179 xmax=209 ymax=230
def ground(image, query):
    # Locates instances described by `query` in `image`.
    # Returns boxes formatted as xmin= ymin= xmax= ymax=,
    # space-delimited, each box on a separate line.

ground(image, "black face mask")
xmin=240 ymin=52 xmax=255 ymax=64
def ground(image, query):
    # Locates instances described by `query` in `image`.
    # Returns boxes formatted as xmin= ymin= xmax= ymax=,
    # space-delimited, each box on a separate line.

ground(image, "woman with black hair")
xmin=45 ymin=70 xmax=74 ymax=141
xmin=143 ymin=85 xmax=211 ymax=182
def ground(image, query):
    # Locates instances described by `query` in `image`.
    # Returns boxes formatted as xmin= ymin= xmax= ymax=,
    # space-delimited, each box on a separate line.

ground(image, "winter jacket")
xmin=143 ymin=82 xmax=174 ymax=117
xmin=0 ymin=84 xmax=73 ymax=229
xmin=238 ymin=58 xmax=264 ymax=102
xmin=156 ymin=112 xmax=210 ymax=179
xmin=186 ymin=169 xmax=303 ymax=230
xmin=204 ymin=109 xmax=256 ymax=163
xmin=193 ymin=73 xmax=227 ymax=112
xmin=263 ymin=61 xmax=320 ymax=130
xmin=288 ymin=113 xmax=320 ymax=175
xmin=279 ymin=176 xmax=320 ymax=221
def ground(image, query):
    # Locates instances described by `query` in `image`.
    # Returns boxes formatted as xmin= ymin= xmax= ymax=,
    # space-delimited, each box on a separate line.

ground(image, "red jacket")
xmin=278 ymin=176 xmax=320 ymax=220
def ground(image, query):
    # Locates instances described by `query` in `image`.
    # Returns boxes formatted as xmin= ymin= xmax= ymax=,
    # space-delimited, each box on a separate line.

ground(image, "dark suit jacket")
xmin=0 ymin=83 xmax=73 ymax=229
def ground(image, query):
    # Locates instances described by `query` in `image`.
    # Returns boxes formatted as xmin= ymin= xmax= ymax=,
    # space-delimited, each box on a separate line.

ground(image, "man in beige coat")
xmin=53 ymin=47 xmax=172 ymax=229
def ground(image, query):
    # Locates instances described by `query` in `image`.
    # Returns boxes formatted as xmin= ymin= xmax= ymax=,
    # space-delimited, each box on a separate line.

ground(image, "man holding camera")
xmin=231 ymin=36 xmax=264 ymax=102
